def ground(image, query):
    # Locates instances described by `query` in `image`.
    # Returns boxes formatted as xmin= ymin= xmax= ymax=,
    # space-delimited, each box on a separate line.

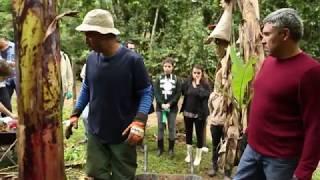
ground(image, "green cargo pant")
xmin=86 ymin=133 xmax=137 ymax=180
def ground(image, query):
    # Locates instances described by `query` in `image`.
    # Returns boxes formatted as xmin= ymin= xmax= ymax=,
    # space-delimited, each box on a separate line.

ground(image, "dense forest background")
xmin=1 ymin=0 xmax=319 ymax=79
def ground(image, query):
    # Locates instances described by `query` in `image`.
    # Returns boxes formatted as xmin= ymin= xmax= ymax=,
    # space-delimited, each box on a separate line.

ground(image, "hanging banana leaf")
xmin=230 ymin=45 xmax=256 ymax=109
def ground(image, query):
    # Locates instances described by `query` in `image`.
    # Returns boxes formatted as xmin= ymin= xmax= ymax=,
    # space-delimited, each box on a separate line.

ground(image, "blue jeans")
xmin=233 ymin=145 xmax=298 ymax=180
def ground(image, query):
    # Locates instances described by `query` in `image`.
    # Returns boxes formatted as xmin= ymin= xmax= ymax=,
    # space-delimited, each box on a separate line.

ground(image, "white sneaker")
xmin=185 ymin=154 xmax=191 ymax=163
xmin=193 ymin=148 xmax=202 ymax=166
xmin=185 ymin=144 xmax=192 ymax=163
xmin=201 ymin=147 xmax=209 ymax=153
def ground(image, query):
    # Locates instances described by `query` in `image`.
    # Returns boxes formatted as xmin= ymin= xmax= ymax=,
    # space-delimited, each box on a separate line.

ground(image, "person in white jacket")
xmin=60 ymin=51 xmax=73 ymax=100
xmin=80 ymin=63 xmax=88 ymax=143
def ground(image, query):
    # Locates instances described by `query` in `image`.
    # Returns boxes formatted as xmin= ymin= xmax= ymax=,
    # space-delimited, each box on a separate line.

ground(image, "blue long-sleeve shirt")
xmin=72 ymin=47 xmax=152 ymax=143
xmin=0 ymin=41 xmax=15 ymax=61
xmin=75 ymin=79 xmax=153 ymax=117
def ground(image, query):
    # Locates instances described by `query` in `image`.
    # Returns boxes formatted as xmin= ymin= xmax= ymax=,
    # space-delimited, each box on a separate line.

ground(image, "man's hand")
xmin=122 ymin=121 xmax=145 ymax=146
xmin=65 ymin=116 xmax=79 ymax=139
xmin=9 ymin=113 xmax=18 ymax=119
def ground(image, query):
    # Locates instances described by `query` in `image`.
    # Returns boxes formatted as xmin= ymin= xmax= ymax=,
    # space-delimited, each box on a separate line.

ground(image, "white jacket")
xmin=80 ymin=63 xmax=86 ymax=81
xmin=60 ymin=51 xmax=73 ymax=94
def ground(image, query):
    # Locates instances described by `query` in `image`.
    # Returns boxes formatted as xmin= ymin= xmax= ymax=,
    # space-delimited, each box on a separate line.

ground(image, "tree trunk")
xmin=237 ymin=0 xmax=264 ymax=131
xmin=111 ymin=0 xmax=121 ymax=20
xmin=12 ymin=1 xmax=66 ymax=179
xmin=149 ymin=7 xmax=159 ymax=50
xmin=238 ymin=0 xmax=264 ymax=65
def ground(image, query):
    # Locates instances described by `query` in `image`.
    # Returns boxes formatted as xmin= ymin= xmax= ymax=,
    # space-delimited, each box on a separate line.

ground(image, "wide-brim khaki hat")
xmin=76 ymin=9 xmax=120 ymax=35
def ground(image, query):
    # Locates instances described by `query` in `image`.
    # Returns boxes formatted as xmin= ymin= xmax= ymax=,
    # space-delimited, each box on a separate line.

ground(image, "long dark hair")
xmin=189 ymin=64 xmax=209 ymax=86
xmin=161 ymin=57 xmax=175 ymax=66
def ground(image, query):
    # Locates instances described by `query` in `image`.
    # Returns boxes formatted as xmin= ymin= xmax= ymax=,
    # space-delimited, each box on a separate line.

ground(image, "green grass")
xmin=136 ymin=126 xmax=212 ymax=177
xmin=63 ymin=105 xmax=86 ymax=164
xmin=62 ymin=104 xmax=87 ymax=178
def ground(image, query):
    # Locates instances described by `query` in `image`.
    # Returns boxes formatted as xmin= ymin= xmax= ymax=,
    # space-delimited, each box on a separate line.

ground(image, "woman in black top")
xmin=181 ymin=64 xmax=211 ymax=166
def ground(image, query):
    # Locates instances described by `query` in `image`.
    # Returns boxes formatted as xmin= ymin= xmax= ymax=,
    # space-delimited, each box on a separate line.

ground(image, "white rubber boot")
xmin=184 ymin=144 xmax=192 ymax=163
xmin=193 ymin=148 xmax=202 ymax=166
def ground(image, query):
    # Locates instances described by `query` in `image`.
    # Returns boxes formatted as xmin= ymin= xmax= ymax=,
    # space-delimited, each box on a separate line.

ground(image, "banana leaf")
xmin=230 ymin=45 xmax=256 ymax=108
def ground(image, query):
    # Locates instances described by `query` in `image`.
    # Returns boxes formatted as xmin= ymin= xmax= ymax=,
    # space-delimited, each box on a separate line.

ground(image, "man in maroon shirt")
xmin=233 ymin=8 xmax=320 ymax=180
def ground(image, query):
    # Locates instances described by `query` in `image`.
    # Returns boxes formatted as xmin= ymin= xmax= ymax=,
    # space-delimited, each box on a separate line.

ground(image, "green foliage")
xmin=0 ymin=1 xmax=13 ymax=39
xmin=230 ymin=46 xmax=256 ymax=109
xmin=136 ymin=0 xmax=219 ymax=79
xmin=144 ymin=9 xmax=217 ymax=78
xmin=314 ymin=170 xmax=320 ymax=180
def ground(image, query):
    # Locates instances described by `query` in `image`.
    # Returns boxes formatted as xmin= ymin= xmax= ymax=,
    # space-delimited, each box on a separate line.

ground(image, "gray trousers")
xmin=156 ymin=111 xmax=177 ymax=141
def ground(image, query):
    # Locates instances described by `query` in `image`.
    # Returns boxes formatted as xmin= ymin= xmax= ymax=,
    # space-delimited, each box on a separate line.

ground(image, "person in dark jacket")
xmin=154 ymin=57 xmax=181 ymax=157
xmin=181 ymin=64 xmax=211 ymax=166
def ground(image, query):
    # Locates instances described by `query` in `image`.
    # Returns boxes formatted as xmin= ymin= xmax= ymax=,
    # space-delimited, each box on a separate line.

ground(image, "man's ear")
xmin=282 ymin=28 xmax=290 ymax=41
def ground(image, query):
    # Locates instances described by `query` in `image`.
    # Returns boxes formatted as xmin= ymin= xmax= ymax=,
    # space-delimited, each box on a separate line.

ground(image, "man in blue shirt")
xmin=0 ymin=38 xmax=15 ymax=62
xmin=0 ymin=38 xmax=15 ymax=115
xmin=67 ymin=9 xmax=153 ymax=180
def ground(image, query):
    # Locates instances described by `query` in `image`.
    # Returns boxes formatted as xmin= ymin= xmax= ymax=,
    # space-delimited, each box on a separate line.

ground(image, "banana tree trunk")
xmin=237 ymin=0 xmax=264 ymax=131
xmin=12 ymin=0 xmax=66 ymax=179
xmin=149 ymin=7 xmax=160 ymax=50
xmin=238 ymin=0 xmax=264 ymax=65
